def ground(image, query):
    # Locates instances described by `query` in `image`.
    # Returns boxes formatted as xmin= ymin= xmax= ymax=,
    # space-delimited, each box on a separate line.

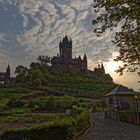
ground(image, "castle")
xmin=52 ymin=35 xmax=87 ymax=74
xmin=51 ymin=36 xmax=113 ymax=82
xmin=0 ymin=65 xmax=11 ymax=85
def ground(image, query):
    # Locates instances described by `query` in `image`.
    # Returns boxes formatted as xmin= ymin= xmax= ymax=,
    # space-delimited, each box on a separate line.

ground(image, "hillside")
xmin=43 ymin=73 xmax=116 ymax=98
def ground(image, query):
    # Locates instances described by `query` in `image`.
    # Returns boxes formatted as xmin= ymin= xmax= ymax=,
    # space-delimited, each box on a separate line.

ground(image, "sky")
xmin=0 ymin=0 xmax=139 ymax=91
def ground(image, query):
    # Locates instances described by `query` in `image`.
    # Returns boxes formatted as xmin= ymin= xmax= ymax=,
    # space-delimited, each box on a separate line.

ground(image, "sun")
xmin=105 ymin=60 xmax=122 ymax=74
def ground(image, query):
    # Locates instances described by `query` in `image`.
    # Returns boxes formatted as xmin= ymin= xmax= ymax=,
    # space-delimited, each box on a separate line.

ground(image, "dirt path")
xmin=79 ymin=112 xmax=140 ymax=140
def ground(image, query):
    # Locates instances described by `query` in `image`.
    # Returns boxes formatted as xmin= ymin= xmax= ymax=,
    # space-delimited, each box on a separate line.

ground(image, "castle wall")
xmin=68 ymin=64 xmax=81 ymax=73
xmin=51 ymin=36 xmax=112 ymax=82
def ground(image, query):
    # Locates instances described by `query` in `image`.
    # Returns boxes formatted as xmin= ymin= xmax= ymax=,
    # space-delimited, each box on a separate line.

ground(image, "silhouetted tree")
xmin=37 ymin=56 xmax=51 ymax=67
xmin=15 ymin=65 xmax=28 ymax=82
xmin=30 ymin=62 xmax=41 ymax=69
xmin=93 ymin=0 xmax=140 ymax=78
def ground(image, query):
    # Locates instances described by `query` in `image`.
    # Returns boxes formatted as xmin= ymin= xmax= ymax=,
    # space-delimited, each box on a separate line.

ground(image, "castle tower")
xmin=6 ymin=64 xmax=10 ymax=78
xmin=83 ymin=54 xmax=87 ymax=70
xmin=59 ymin=35 xmax=72 ymax=59
xmin=5 ymin=64 xmax=10 ymax=84
xmin=101 ymin=63 xmax=105 ymax=75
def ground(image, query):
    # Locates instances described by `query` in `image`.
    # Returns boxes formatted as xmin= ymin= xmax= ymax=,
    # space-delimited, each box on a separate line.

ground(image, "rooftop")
xmin=105 ymin=85 xmax=135 ymax=96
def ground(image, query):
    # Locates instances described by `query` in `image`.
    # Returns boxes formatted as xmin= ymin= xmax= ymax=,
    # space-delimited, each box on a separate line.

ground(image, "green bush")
xmin=0 ymin=88 xmax=28 ymax=99
xmin=7 ymin=99 xmax=27 ymax=108
xmin=0 ymin=99 xmax=10 ymax=110
xmin=0 ymin=114 xmax=64 ymax=124
xmin=1 ymin=110 xmax=90 ymax=140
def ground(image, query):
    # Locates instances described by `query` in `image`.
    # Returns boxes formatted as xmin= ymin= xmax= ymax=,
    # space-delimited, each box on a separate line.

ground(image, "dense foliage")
xmin=93 ymin=0 xmax=140 ymax=79
xmin=15 ymin=56 xmax=51 ymax=87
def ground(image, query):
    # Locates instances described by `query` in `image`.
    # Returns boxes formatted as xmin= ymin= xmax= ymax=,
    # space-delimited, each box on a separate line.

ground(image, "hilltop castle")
xmin=51 ymin=36 xmax=113 ymax=82
xmin=52 ymin=35 xmax=87 ymax=73
xmin=0 ymin=65 xmax=11 ymax=85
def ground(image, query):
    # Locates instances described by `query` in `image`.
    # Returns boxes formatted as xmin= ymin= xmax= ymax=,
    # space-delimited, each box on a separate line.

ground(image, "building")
xmin=105 ymin=85 xmax=135 ymax=119
xmin=0 ymin=65 xmax=11 ymax=85
xmin=85 ymin=64 xmax=113 ymax=81
xmin=51 ymin=35 xmax=112 ymax=82
xmin=51 ymin=35 xmax=87 ymax=74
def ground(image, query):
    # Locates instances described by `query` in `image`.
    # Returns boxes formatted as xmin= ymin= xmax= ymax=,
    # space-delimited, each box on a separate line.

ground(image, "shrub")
xmin=1 ymin=110 xmax=90 ymax=140
xmin=7 ymin=99 xmax=27 ymax=108
xmin=0 ymin=98 xmax=10 ymax=110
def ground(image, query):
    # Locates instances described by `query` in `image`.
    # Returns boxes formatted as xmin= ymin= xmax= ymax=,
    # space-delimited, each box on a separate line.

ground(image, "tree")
xmin=15 ymin=65 xmax=28 ymax=82
xmin=26 ymin=69 xmax=44 ymax=87
xmin=37 ymin=56 xmax=51 ymax=67
xmin=93 ymin=0 xmax=140 ymax=78
xmin=30 ymin=62 xmax=41 ymax=69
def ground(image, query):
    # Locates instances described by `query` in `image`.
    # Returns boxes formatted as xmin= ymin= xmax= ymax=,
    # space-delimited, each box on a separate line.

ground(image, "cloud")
xmin=0 ymin=32 xmax=6 ymax=44
xmin=0 ymin=0 xmax=139 ymax=90
xmin=15 ymin=0 xmax=117 ymax=61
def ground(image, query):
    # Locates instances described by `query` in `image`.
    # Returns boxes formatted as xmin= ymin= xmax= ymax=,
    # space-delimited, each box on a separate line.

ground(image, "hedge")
xmin=1 ymin=110 xmax=90 ymax=140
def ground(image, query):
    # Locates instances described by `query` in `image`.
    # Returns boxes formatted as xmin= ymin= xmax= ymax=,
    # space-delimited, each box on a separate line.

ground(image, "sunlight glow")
xmin=106 ymin=60 xmax=119 ymax=73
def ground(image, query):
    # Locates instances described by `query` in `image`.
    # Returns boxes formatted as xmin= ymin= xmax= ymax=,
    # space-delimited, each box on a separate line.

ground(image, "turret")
xmin=59 ymin=35 xmax=72 ymax=59
xmin=63 ymin=35 xmax=69 ymax=44
xmin=59 ymin=41 xmax=63 ymax=56
xmin=78 ymin=55 xmax=81 ymax=60
xmin=6 ymin=64 xmax=10 ymax=77
xmin=83 ymin=54 xmax=87 ymax=61
xmin=5 ymin=64 xmax=10 ymax=84
xmin=101 ymin=63 xmax=105 ymax=75
xmin=70 ymin=39 xmax=72 ymax=46
xmin=59 ymin=41 xmax=62 ymax=48
xmin=83 ymin=54 xmax=87 ymax=70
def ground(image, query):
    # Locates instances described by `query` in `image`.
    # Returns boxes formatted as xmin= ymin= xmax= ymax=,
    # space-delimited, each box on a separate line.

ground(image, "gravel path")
xmin=79 ymin=112 xmax=140 ymax=140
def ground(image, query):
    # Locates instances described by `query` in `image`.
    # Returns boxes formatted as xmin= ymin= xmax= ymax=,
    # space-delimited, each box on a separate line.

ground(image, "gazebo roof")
xmin=105 ymin=85 xmax=135 ymax=97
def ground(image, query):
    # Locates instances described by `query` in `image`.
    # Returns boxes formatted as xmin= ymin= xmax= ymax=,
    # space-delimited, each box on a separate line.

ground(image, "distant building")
xmin=0 ymin=65 xmax=11 ymax=85
xmin=51 ymin=35 xmax=112 ymax=82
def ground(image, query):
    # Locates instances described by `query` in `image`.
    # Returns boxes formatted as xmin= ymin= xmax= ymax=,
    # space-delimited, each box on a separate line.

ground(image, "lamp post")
xmin=134 ymin=94 xmax=140 ymax=126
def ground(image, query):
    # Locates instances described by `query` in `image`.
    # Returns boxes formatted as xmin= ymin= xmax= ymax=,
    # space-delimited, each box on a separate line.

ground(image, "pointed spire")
xmin=59 ymin=41 xmax=62 ymax=47
xmin=70 ymin=38 xmax=72 ymax=45
xmin=101 ymin=63 xmax=104 ymax=69
xmin=63 ymin=35 xmax=69 ymax=43
xmin=78 ymin=55 xmax=81 ymax=60
xmin=6 ymin=64 xmax=10 ymax=73
xmin=101 ymin=63 xmax=105 ymax=74
xmin=7 ymin=64 xmax=10 ymax=70
xmin=83 ymin=54 xmax=87 ymax=59
xmin=65 ymin=35 xmax=68 ymax=39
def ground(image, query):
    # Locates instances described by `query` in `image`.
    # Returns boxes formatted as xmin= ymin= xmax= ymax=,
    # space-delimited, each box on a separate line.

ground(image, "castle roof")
xmin=6 ymin=64 xmax=10 ymax=72
xmin=62 ymin=35 xmax=69 ymax=43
